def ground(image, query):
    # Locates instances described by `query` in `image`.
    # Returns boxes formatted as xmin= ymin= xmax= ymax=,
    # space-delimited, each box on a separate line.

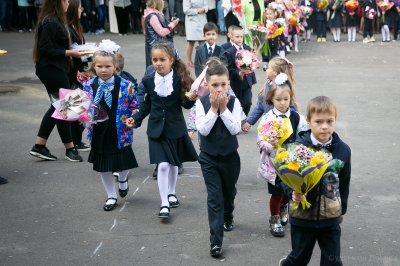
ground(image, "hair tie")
xmin=283 ymin=58 xmax=294 ymax=73
xmin=174 ymin=49 xmax=180 ymax=61
xmin=275 ymin=73 xmax=288 ymax=85
xmin=98 ymin=39 xmax=120 ymax=54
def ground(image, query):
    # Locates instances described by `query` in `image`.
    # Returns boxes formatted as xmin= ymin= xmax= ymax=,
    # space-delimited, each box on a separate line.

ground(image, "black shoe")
xmin=65 ymin=148 xmax=83 ymax=162
xmin=0 ymin=176 xmax=8 ymax=185
xmin=159 ymin=206 xmax=170 ymax=218
xmin=118 ymin=178 xmax=129 ymax=198
xmin=279 ymin=258 xmax=287 ymax=266
xmin=30 ymin=146 xmax=57 ymax=161
xmin=263 ymin=65 xmax=267 ymax=71
xmin=74 ymin=142 xmax=91 ymax=152
xmin=168 ymin=194 xmax=180 ymax=208
xmin=223 ymin=219 xmax=234 ymax=231
xmin=178 ymin=164 xmax=183 ymax=175
xmin=104 ymin=197 xmax=117 ymax=211
xmin=210 ymin=245 xmax=222 ymax=256
xmin=153 ymin=164 xmax=158 ymax=178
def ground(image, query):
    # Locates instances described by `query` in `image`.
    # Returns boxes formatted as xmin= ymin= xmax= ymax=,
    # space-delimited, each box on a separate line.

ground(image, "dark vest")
xmin=199 ymin=95 xmax=239 ymax=156
xmin=145 ymin=13 xmax=174 ymax=67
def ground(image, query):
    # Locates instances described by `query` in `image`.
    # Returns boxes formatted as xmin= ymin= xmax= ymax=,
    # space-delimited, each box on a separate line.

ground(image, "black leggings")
xmin=364 ymin=18 xmax=373 ymax=38
xmin=115 ymin=6 xmax=130 ymax=34
xmin=36 ymin=65 xmax=73 ymax=144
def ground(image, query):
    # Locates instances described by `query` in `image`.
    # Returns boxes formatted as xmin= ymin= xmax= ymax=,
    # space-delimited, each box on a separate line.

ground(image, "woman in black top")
xmin=66 ymin=0 xmax=91 ymax=152
xmin=30 ymin=0 xmax=84 ymax=162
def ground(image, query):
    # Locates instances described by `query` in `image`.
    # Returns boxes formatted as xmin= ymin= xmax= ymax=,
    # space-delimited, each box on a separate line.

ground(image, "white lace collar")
xmin=154 ymin=70 xmax=174 ymax=97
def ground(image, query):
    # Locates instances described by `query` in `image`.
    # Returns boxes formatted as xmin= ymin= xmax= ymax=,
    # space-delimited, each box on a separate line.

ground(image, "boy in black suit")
xmin=221 ymin=25 xmax=236 ymax=50
xmin=226 ymin=26 xmax=257 ymax=116
xmin=196 ymin=64 xmax=242 ymax=257
xmin=194 ymin=22 xmax=228 ymax=77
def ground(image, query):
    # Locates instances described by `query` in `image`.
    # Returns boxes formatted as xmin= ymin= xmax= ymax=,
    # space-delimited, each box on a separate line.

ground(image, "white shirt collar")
xmin=233 ymin=43 xmax=243 ymax=50
xmin=272 ymin=107 xmax=291 ymax=118
xmin=310 ymin=133 xmax=333 ymax=146
xmin=230 ymin=40 xmax=235 ymax=47
xmin=99 ymin=76 xmax=115 ymax=91
xmin=154 ymin=69 xmax=174 ymax=97
xmin=206 ymin=43 xmax=216 ymax=51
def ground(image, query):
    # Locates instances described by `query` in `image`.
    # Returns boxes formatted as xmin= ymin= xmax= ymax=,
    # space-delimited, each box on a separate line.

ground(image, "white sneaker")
xmin=369 ymin=36 xmax=375 ymax=42
xmin=118 ymin=33 xmax=122 ymax=36
xmin=363 ymin=38 xmax=369 ymax=44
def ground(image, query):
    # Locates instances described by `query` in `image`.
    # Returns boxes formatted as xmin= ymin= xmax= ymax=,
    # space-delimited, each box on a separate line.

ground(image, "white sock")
xmin=384 ymin=25 xmax=390 ymax=40
xmin=167 ymin=165 xmax=178 ymax=201
xmin=293 ymin=35 xmax=298 ymax=50
xmin=101 ymin=172 xmax=117 ymax=205
xmin=333 ymin=28 xmax=337 ymax=41
xmin=117 ymin=170 xmax=129 ymax=190
xmin=382 ymin=26 xmax=386 ymax=41
xmin=157 ymin=162 xmax=171 ymax=212
xmin=336 ymin=28 xmax=341 ymax=41
xmin=307 ymin=29 xmax=311 ymax=40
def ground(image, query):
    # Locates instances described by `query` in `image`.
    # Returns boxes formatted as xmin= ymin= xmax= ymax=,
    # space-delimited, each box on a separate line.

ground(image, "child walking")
xmin=256 ymin=73 xmax=307 ymax=237
xmin=328 ymin=0 xmax=344 ymax=42
xmin=279 ymin=96 xmax=351 ymax=266
xmin=287 ymin=0 xmax=300 ymax=52
xmin=82 ymin=41 xmax=140 ymax=211
xmin=127 ymin=42 xmax=198 ymax=218
xmin=300 ymin=0 xmax=313 ymax=43
xmin=196 ymin=64 xmax=242 ymax=257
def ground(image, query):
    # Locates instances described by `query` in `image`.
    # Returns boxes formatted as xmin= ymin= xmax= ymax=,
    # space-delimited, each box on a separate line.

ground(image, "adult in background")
xmin=18 ymin=0 xmax=37 ymax=33
xmin=221 ymin=0 xmax=239 ymax=41
xmin=242 ymin=0 xmax=264 ymax=47
xmin=95 ymin=0 xmax=107 ymax=34
xmin=206 ymin=0 xmax=217 ymax=24
xmin=114 ymin=0 xmax=131 ymax=35
xmin=216 ymin=0 xmax=226 ymax=35
xmin=30 ymin=0 xmax=84 ymax=162
xmin=0 ymin=0 xmax=13 ymax=32
xmin=66 ymin=0 xmax=91 ymax=152
xmin=143 ymin=0 xmax=178 ymax=67
xmin=175 ymin=0 xmax=186 ymax=36
xmin=130 ymin=0 xmax=142 ymax=34
xmin=183 ymin=0 xmax=207 ymax=67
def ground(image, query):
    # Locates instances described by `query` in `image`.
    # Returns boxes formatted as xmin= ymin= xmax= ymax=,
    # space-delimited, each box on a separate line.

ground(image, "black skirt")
xmin=345 ymin=15 xmax=358 ymax=27
xmin=149 ymin=133 xmax=198 ymax=166
xmin=268 ymin=176 xmax=286 ymax=195
xmin=88 ymin=146 xmax=138 ymax=172
xmin=304 ymin=17 xmax=313 ymax=30
xmin=328 ymin=13 xmax=344 ymax=28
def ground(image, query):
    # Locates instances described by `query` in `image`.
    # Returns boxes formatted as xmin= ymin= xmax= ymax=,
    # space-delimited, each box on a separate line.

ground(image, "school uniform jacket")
xmin=132 ymin=71 xmax=196 ymax=139
xmin=83 ymin=76 xmax=141 ymax=149
xmin=194 ymin=43 xmax=229 ymax=77
xmin=221 ymin=41 xmax=233 ymax=50
xmin=226 ymin=44 xmax=257 ymax=91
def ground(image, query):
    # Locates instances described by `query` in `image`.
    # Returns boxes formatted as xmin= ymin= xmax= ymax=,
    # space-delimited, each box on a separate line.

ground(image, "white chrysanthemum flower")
xmin=242 ymin=56 xmax=253 ymax=66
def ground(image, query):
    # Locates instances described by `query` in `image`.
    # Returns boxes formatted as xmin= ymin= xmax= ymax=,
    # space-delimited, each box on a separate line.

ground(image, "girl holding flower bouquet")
xmin=256 ymin=72 xmax=307 ymax=237
xmin=345 ymin=2 xmax=359 ymax=42
xmin=328 ymin=0 xmax=344 ymax=42
xmin=82 ymin=41 xmax=140 ymax=212
xmin=287 ymin=0 xmax=301 ymax=52
xmin=378 ymin=0 xmax=394 ymax=42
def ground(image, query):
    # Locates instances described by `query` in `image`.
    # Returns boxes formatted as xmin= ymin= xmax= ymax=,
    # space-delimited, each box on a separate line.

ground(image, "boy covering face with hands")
xmin=195 ymin=64 xmax=242 ymax=257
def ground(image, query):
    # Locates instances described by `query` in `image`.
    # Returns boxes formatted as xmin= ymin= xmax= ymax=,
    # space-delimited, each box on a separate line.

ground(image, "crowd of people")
xmin=3 ymin=0 xmax=356 ymax=264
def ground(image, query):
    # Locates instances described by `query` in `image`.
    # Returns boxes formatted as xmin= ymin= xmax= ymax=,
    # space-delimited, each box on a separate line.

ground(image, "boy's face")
xmin=204 ymin=74 xmax=230 ymax=95
xmin=307 ymin=111 xmax=336 ymax=144
xmin=231 ymin=30 xmax=243 ymax=47
xmin=204 ymin=30 xmax=218 ymax=46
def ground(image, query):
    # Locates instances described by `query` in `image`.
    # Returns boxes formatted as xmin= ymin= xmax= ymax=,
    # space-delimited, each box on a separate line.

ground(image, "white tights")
xmin=306 ymin=29 xmax=311 ymax=40
xmin=288 ymin=34 xmax=299 ymax=51
xmin=348 ymin=27 xmax=356 ymax=41
xmin=332 ymin=28 xmax=341 ymax=41
xmin=157 ymin=162 xmax=178 ymax=213
xmin=101 ymin=170 xmax=129 ymax=205
xmin=382 ymin=25 xmax=390 ymax=41
xmin=278 ymin=50 xmax=286 ymax=59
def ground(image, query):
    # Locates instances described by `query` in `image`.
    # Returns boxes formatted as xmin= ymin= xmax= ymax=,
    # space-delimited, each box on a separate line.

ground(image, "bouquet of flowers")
xmin=317 ymin=0 xmax=329 ymax=9
xmin=365 ymin=6 xmax=377 ymax=19
xmin=331 ymin=0 xmax=345 ymax=19
xmin=257 ymin=117 xmax=293 ymax=148
xmin=248 ymin=25 xmax=268 ymax=51
xmin=377 ymin=1 xmax=394 ymax=22
xmin=289 ymin=9 xmax=301 ymax=26
xmin=345 ymin=0 xmax=359 ymax=19
xmin=270 ymin=145 xmax=341 ymax=211
xmin=235 ymin=49 xmax=259 ymax=80
xmin=300 ymin=6 xmax=313 ymax=26
xmin=77 ymin=71 xmax=93 ymax=85
xmin=232 ymin=0 xmax=248 ymax=34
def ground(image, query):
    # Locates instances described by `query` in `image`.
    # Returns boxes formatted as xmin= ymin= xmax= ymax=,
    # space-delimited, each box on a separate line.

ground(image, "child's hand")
xmin=340 ymin=215 xmax=344 ymax=224
xmin=92 ymin=11 xmax=96 ymax=15
xmin=83 ymin=13 xmax=87 ymax=17
xmin=189 ymin=92 xmax=198 ymax=101
xmin=172 ymin=18 xmax=179 ymax=26
xmin=292 ymin=191 xmax=307 ymax=203
xmin=210 ymin=91 xmax=219 ymax=113
xmin=218 ymin=93 xmax=230 ymax=114
xmin=126 ymin=117 xmax=137 ymax=128
xmin=382 ymin=11 xmax=385 ymax=14
xmin=350 ymin=11 xmax=355 ymax=15
xmin=253 ymin=46 xmax=259 ymax=54
xmin=239 ymin=72 xmax=245 ymax=78
xmin=289 ymin=42 xmax=293 ymax=47
xmin=188 ymin=131 xmax=196 ymax=140
xmin=332 ymin=5 xmax=336 ymax=10
xmin=242 ymin=122 xmax=251 ymax=132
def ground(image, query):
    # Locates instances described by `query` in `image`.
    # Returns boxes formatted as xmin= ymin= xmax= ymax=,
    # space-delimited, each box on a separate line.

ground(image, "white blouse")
xmin=154 ymin=70 xmax=174 ymax=97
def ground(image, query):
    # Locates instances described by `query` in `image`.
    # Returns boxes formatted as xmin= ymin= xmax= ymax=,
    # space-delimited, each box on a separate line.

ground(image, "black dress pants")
xmin=232 ymin=88 xmax=252 ymax=116
xmin=224 ymin=11 xmax=239 ymax=42
xmin=36 ymin=65 xmax=73 ymax=144
xmin=115 ymin=6 xmax=130 ymax=34
xmin=199 ymin=150 xmax=240 ymax=246
xmin=283 ymin=224 xmax=342 ymax=266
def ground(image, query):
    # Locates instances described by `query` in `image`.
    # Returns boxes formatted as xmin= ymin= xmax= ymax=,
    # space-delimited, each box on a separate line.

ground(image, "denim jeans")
xmin=217 ymin=0 xmax=226 ymax=32
xmin=0 ymin=0 xmax=12 ymax=29
xmin=97 ymin=4 xmax=107 ymax=30
xmin=169 ymin=0 xmax=175 ymax=18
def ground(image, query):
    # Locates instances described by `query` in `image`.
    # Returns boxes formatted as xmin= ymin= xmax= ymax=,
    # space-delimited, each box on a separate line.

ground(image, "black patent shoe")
xmin=223 ymin=219 xmax=234 ymax=231
xmin=159 ymin=206 xmax=170 ymax=218
xmin=118 ymin=178 xmax=129 ymax=198
xmin=168 ymin=194 xmax=179 ymax=208
xmin=104 ymin=197 xmax=117 ymax=211
xmin=210 ymin=244 xmax=222 ymax=257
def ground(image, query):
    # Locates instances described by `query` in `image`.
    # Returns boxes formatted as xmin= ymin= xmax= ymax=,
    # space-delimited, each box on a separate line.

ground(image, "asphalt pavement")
xmin=0 ymin=31 xmax=399 ymax=266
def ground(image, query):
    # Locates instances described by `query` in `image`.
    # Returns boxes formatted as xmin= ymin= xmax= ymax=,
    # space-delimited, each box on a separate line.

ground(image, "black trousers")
xmin=199 ymin=150 xmax=240 ymax=246
xmin=394 ymin=19 xmax=400 ymax=40
xmin=283 ymin=224 xmax=342 ymax=266
xmin=36 ymin=65 xmax=73 ymax=144
xmin=115 ymin=6 xmax=130 ymax=34
xmin=364 ymin=18 xmax=373 ymax=38
xmin=233 ymin=88 xmax=252 ymax=116
xmin=80 ymin=13 xmax=96 ymax=32
xmin=316 ymin=20 xmax=327 ymax=37
xmin=206 ymin=9 xmax=217 ymax=24
xmin=224 ymin=11 xmax=239 ymax=42
xmin=18 ymin=6 xmax=37 ymax=30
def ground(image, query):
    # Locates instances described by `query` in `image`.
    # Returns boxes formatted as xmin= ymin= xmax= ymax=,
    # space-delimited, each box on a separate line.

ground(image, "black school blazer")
xmin=35 ymin=15 xmax=70 ymax=72
xmin=226 ymin=44 xmax=257 ymax=91
xmin=132 ymin=71 xmax=195 ymax=139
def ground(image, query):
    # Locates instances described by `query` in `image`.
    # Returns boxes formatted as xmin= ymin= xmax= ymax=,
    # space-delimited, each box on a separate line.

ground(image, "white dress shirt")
xmin=206 ymin=43 xmax=216 ymax=56
xmin=233 ymin=43 xmax=243 ymax=50
xmin=195 ymin=97 xmax=242 ymax=136
xmin=310 ymin=133 xmax=333 ymax=146
xmin=154 ymin=69 xmax=174 ymax=97
xmin=272 ymin=107 xmax=291 ymax=118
